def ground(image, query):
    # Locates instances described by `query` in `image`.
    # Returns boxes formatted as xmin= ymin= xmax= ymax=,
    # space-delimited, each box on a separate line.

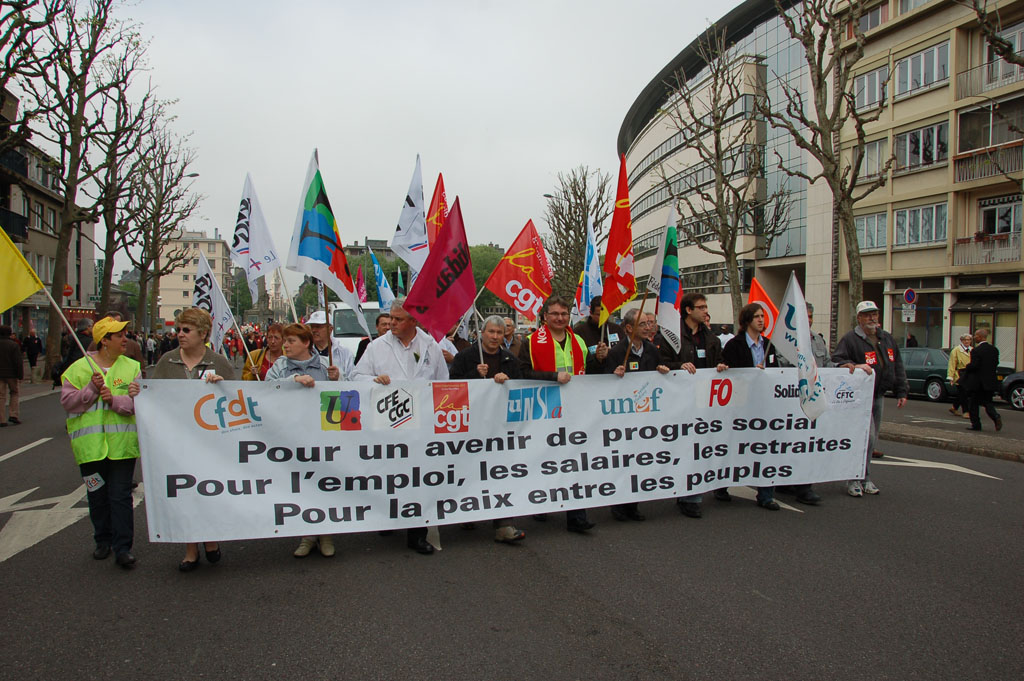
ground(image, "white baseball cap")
xmin=856 ymin=301 xmax=880 ymax=315
xmin=307 ymin=311 xmax=328 ymax=325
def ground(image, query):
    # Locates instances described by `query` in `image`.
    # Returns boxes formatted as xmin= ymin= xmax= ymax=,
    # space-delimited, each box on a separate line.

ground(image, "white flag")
xmin=193 ymin=251 xmax=237 ymax=353
xmin=645 ymin=206 xmax=681 ymax=353
xmin=774 ymin=271 xmax=828 ymax=420
xmin=230 ymin=174 xmax=282 ymax=304
xmin=368 ymin=247 xmax=395 ymax=310
xmin=578 ymin=216 xmax=604 ymax=318
xmin=390 ymin=155 xmax=429 ymax=275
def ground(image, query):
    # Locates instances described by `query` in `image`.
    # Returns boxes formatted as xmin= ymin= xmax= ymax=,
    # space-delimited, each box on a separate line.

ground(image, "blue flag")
xmin=369 ymin=247 xmax=395 ymax=309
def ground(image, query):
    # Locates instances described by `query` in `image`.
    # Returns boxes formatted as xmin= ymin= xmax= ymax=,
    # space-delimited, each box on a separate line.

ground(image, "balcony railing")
xmin=954 ymin=141 xmax=1023 ymax=182
xmin=0 ymin=206 xmax=29 ymax=241
xmin=953 ymin=232 xmax=1022 ymax=266
xmin=0 ymin=149 xmax=28 ymax=177
xmin=957 ymin=58 xmax=1024 ymax=99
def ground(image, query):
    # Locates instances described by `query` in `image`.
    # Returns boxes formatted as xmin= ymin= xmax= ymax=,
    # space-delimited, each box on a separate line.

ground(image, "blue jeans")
xmin=80 ymin=458 xmax=137 ymax=555
xmin=862 ymin=395 xmax=885 ymax=481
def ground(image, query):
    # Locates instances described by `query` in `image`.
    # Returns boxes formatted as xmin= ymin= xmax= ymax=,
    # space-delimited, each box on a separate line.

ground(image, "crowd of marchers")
xmin=33 ymin=290 xmax=1004 ymax=572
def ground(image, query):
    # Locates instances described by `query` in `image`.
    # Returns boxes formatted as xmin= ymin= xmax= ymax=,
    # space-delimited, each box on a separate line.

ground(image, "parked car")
xmin=1001 ymin=371 xmax=1024 ymax=411
xmin=899 ymin=347 xmax=1014 ymax=402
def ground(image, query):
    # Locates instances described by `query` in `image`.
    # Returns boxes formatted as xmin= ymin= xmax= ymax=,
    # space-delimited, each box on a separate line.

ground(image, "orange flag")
xmin=599 ymin=155 xmax=636 ymax=325
xmin=426 ymin=173 xmax=448 ymax=250
xmin=483 ymin=219 xmax=553 ymax=321
xmin=748 ymin=277 xmax=780 ymax=338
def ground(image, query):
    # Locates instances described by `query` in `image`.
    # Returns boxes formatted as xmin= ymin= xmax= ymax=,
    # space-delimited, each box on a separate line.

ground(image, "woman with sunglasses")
xmin=152 ymin=307 xmax=236 ymax=572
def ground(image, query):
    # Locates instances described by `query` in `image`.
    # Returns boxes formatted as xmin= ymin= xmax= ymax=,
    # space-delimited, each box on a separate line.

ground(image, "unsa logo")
xmin=507 ymin=386 xmax=562 ymax=422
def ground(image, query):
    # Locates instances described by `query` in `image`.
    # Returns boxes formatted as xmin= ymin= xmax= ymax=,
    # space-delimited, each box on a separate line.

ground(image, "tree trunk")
xmin=838 ymin=198 xmax=863 ymax=326
xmin=724 ymin=250 xmax=743 ymax=329
xmin=135 ymin=276 xmax=149 ymax=336
xmin=98 ymin=207 xmax=117 ymax=314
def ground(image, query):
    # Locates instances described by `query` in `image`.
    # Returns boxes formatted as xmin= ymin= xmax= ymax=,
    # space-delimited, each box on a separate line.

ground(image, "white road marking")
xmin=0 ymin=438 xmax=52 ymax=464
xmin=724 ymin=486 xmax=804 ymax=513
xmin=872 ymin=456 xmax=1001 ymax=480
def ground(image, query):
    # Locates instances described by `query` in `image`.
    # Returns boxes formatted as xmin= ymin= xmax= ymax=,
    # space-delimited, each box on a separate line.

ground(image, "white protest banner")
xmin=136 ymin=369 xmax=872 ymax=542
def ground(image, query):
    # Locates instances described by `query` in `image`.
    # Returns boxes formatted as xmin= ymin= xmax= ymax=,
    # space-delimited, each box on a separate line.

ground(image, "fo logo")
xmin=507 ymin=386 xmax=562 ymax=422
xmin=194 ymin=389 xmax=261 ymax=431
xmin=374 ymin=387 xmax=415 ymax=429
xmin=709 ymin=378 xmax=733 ymax=407
xmin=320 ymin=391 xmax=361 ymax=431
xmin=433 ymin=382 xmax=470 ymax=434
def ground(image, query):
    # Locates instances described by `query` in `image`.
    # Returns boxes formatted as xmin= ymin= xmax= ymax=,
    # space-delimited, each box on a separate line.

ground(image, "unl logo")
xmin=709 ymin=378 xmax=732 ymax=407
xmin=507 ymin=386 xmax=562 ymax=422
xmin=194 ymin=389 xmax=261 ymax=431
xmin=320 ymin=390 xmax=361 ymax=431
xmin=433 ymin=382 xmax=470 ymax=434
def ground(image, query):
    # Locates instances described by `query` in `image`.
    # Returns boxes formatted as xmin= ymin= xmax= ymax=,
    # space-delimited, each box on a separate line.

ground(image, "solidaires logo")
xmin=320 ymin=390 xmax=361 ymax=431
xmin=507 ymin=386 xmax=562 ymax=422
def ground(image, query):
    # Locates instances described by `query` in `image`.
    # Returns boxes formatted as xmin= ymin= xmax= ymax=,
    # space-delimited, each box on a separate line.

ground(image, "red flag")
xmin=748 ymin=277 xmax=780 ymax=338
xmin=426 ymin=173 xmax=448 ymax=251
xmin=483 ymin=220 xmax=552 ymax=321
xmin=356 ymin=266 xmax=367 ymax=303
xmin=599 ymin=155 xmax=635 ymax=325
xmin=406 ymin=197 xmax=475 ymax=341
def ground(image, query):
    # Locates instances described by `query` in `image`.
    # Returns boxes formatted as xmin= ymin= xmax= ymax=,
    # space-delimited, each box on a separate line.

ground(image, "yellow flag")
xmin=0 ymin=228 xmax=44 ymax=314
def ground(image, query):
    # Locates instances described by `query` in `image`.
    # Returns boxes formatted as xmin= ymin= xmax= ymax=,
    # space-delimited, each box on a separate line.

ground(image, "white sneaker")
xmin=318 ymin=535 xmax=335 ymax=557
xmin=293 ymin=536 xmax=316 ymax=557
xmin=863 ymin=480 xmax=880 ymax=495
xmin=847 ymin=481 xmax=864 ymax=497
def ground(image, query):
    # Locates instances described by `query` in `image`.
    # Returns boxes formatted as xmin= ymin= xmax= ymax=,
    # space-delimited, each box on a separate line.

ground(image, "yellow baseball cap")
xmin=92 ymin=317 xmax=129 ymax=344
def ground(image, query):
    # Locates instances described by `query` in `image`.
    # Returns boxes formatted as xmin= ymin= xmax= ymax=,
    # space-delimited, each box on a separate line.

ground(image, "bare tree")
xmin=759 ymin=0 xmax=893 ymax=336
xmin=959 ymin=0 xmax=1024 ymax=67
xmin=659 ymin=28 xmax=792 ymax=325
xmin=0 ymin=0 xmax=63 ymax=154
xmin=541 ymin=166 xmax=613 ymax=298
xmin=16 ymin=0 xmax=146 ymax=373
xmin=120 ymin=124 xmax=202 ymax=332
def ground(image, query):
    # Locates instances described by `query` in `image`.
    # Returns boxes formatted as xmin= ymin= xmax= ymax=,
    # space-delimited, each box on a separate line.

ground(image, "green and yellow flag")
xmin=0 ymin=228 xmax=44 ymax=314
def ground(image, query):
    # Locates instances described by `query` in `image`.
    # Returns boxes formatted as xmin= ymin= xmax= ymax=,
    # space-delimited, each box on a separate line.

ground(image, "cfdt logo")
xmin=320 ymin=390 xmax=361 ymax=431
xmin=194 ymin=389 xmax=262 ymax=431
xmin=709 ymin=378 xmax=733 ymax=407
xmin=507 ymin=386 xmax=562 ymax=422
xmin=375 ymin=387 xmax=415 ymax=429
xmin=599 ymin=384 xmax=663 ymax=415
xmin=433 ymin=382 xmax=470 ymax=434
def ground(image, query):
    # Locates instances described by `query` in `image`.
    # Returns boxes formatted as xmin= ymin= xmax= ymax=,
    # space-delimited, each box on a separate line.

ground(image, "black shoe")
xmin=757 ymin=500 xmax=781 ymax=511
xmin=461 ymin=522 xmax=476 ymax=530
xmin=377 ymin=530 xmax=393 ymax=536
xmin=626 ymin=510 xmax=646 ymax=521
xmin=966 ymin=426 xmax=982 ymax=431
xmin=871 ymin=450 xmax=884 ymax=459
xmin=115 ymin=552 xmax=136 ymax=569
xmin=677 ymin=502 xmax=702 ymax=518
xmin=995 ymin=417 xmax=1003 ymax=432
xmin=178 ymin=556 xmax=200 ymax=572
xmin=610 ymin=509 xmax=629 ymax=522
xmin=795 ymin=490 xmax=822 ymax=505
xmin=532 ymin=513 xmax=549 ymax=522
xmin=0 ymin=422 xmax=6 ymax=428
xmin=713 ymin=489 xmax=732 ymax=502
xmin=205 ymin=546 xmax=222 ymax=564
xmin=566 ymin=519 xmax=595 ymax=533
xmin=8 ymin=417 xmax=20 ymax=425
xmin=407 ymin=538 xmax=434 ymax=555
xmin=92 ymin=544 xmax=111 ymax=560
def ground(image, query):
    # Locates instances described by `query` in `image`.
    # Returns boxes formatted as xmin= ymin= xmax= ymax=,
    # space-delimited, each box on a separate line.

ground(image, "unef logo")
xmin=194 ymin=390 xmax=261 ymax=431
xmin=599 ymin=385 xmax=663 ymax=415
xmin=375 ymin=388 xmax=415 ymax=429
xmin=507 ymin=386 xmax=562 ymax=422
xmin=433 ymin=382 xmax=470 ymax=434
xmin=320 ymin=390 xmax=361 ymax=431
xmin=709 ymin=378 xmax=733 ymax=407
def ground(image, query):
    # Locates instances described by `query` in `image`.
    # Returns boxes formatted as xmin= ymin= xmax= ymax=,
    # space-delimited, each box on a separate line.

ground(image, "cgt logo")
xmin=433 ymin=382 xmax=470 ymax=434
xmin=320 ymin=390 xmax=361 ymax=431
xmin=194 ymin=390 xmax=262 ymax=431
xmin=507 ymin=386 xmax=562 ymax=422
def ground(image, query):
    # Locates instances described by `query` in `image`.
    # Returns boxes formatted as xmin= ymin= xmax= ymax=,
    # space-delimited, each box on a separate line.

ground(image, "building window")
xmin=183 ymin=290 xmax=189 ymax=298
xmin=208 ymin=243 xmax=216 ymax=253
xmin=858 ymin=4 xmax=886 ymax=33
xmin=182 ymin=274 xmax=190 ymax=281
xmin=895 ymin=42 xmax=948 ymax=97
xmin=979 ymin=195 xmax=1022 ymax=235
xmin=957 ymin=97 xmax=1024 ymax=152
xmin=856 ymin=212 xmax=887 ymax=249
xmin=898 ymin=0 xmax=931 ymax=13
xmin=895 ymin=203 xmax=947 ymax=245
xmin=46 ymin=208 xmax=57 ymax=233
xmin=895 ymin=122 xmax=948 ymax=170
xmin=210 ymin=259 xmax=216 ymax=270
xmin=986 ymin=23 xmax=1024 ymax=85
xmin=32 ymin=202 xmax=44 ymax=230
xmin=857 ymin=139 xmax=887 ymax=178
xmin=854 ymin=65 xmax=888 ymax=109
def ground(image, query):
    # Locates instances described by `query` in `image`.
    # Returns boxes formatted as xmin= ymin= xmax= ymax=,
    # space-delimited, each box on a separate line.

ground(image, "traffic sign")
xmin=903 ymin=288 xmax=917 ymax=305
xmin=88 ymin=295 xmax=100 ymax=302
xmin=902 ymin=310 xmax=916 ymax=323
xmin=901 ymin=303 xmax=916 ymax=311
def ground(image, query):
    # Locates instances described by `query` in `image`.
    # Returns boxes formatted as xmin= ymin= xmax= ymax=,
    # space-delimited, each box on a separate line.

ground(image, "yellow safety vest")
xmin=62 ymin=355 xmax=141 ymax=465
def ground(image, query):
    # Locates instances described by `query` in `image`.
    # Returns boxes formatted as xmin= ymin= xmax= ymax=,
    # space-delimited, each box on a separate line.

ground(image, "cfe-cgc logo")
xmin=193 ymin=389 xmax=262 ymax=432
xmin=320 ymin=390 xmax=362 ymax=431
xmin=373 ymin=387 xmax=416 ymax=429
xmin=507 ymin=386 xmax=562 ymax=422
xmin=433 ymin=382 xmax=470 ymax=434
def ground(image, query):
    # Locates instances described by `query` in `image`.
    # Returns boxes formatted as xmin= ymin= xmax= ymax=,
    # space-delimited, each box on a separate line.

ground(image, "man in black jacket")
xmin=0 ymin=325 xmax=23 ymax=426
xmin=831 ymin=301 xmax=908 ymax=497
xmin=599 ymin=308 xmax=670 ymax=522
xmin=961 ymin=328 xmax=1002 ymax=432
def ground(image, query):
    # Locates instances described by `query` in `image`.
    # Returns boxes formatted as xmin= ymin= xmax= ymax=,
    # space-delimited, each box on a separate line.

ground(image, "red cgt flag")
xmin=748 ymin=276 xmax=780 ymax=338
xmin=406 ymin=197 xmax=475 ymax=341
xmin=484 ymin=219 xmax=553 ymax=321
xmin=600 ymin=154 xmax=636 ymax=325
xmin=426 ymin=173 xmax=448 ymax=251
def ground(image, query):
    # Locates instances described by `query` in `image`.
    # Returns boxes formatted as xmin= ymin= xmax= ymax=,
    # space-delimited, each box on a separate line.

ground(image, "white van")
xmin=328 ymin=301 xmax=382 ymax=355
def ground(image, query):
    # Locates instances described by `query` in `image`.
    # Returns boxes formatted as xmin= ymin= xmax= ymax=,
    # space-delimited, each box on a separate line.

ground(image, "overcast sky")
xmin=123 ymin=0 xmax=738 ymax=288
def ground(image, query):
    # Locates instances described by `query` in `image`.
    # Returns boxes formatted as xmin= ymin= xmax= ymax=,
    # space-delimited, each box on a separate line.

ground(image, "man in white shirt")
xmin=306 ymin=310 xmax=355 ymax=380
xmin=354 ymin=298 xmax=448 ymax=554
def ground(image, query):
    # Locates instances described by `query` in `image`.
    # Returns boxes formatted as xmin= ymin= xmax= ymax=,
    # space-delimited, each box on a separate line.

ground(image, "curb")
xmin=880 ymin=429 xmax=1024 ymax=464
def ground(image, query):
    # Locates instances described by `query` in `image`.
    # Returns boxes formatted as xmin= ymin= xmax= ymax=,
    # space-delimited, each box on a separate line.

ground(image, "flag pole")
xmin=278 ymin=272 xmax=299 ymax=322
xmin=40 ymin=287 xmax=105 ymax=377
xmin=234 ymin=318 xmax=261 ymax=381
xmin=620 ymin=290 xmax=651 ymax=373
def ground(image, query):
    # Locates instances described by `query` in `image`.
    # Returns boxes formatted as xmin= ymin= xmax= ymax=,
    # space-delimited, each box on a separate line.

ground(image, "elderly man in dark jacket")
xmin=831 ymin=301 xmax=908 ymax=497
xmin=0 ymin=325 xmax=23 ymax=426
xmin=960 ymin=328 xmax=1002 ymax=432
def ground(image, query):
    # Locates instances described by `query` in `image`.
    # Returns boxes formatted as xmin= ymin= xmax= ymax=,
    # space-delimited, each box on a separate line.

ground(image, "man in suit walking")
xmin=961 ymin=328 xmax=1002 ymax=432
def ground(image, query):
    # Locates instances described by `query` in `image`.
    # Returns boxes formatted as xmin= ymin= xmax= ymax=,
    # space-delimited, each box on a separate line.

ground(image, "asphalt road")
xmin=1 ymin=392 xmax=1023 ymax=680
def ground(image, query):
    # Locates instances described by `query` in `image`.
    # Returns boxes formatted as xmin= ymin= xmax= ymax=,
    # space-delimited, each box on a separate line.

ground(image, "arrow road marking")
xmin=872 ymin=456 xmax=1001 ymax=480
xmin=0 ymin=438 xmax=52 ymax=464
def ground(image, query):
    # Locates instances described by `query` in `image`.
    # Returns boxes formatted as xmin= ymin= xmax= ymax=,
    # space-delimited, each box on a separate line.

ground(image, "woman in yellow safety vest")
xmin=60 ymin=316 xmax=142 ymax=569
